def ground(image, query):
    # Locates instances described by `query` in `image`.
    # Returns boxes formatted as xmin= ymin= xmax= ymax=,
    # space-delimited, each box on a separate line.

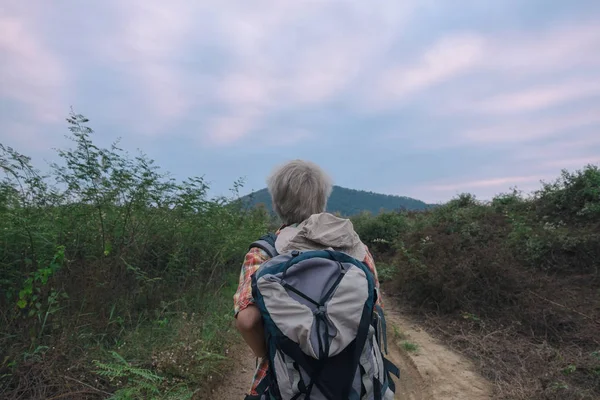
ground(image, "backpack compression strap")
xmin=249 ymin=232 xmax=279 ymax=258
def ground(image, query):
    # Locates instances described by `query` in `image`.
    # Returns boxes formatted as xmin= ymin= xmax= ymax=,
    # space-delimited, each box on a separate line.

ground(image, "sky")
xmin=1 ymin=1 xmax=600 ymax=204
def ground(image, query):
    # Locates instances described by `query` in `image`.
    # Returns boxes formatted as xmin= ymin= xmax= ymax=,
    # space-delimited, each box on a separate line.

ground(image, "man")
xmin=233 ymin=159 xmax=385 ymax=398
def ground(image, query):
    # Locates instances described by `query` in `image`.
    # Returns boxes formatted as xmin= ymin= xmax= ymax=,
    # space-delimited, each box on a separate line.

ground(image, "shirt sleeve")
xmin=233 ymin=247 xmax=270 ymax=317
xmin=362 ymin=245 xmax=384 ymax=308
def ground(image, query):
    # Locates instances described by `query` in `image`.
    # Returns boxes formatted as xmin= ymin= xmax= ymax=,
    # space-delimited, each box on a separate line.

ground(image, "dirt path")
xmin=209 ymin=342 xmax=258 ymax=400
xmin=211 ymin=296 xmax=492 ymax=399
xmin=383 ymin=304 xmax=492 ymax=400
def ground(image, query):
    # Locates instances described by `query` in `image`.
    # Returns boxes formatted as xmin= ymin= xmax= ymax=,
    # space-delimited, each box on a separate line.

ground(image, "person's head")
xmin=267 ymin=159 xmax=333 ymax=225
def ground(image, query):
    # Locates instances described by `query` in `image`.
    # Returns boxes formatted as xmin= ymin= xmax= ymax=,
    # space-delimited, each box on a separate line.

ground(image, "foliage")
xmin=93 ymin=351 xmax=166 ymax=399
xmin=351 ymin=211 xmax=409 ymax=253
xmin=0 ymin=111 xmax=268 ymax=399
xmin=535 ymin=165 xmax=600 ymax=222
xmin=354 ymin=166 xmax=600 ymax=400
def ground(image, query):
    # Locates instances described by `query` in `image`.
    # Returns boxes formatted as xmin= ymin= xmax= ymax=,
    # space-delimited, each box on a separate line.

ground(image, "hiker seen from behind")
xmin=233 ymin=160 xmax=399 ymax=400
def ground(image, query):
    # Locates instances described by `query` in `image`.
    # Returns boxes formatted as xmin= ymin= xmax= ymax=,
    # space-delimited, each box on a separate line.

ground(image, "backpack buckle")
xmin=313 ymin=305 xmax=327 ymax=317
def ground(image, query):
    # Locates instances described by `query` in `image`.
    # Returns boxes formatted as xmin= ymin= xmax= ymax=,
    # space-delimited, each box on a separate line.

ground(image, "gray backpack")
xmin=246 ymin=234 xmax=399 ymax=400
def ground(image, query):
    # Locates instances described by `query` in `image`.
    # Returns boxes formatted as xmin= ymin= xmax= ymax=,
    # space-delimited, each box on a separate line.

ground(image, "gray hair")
xmin=267 ymin=159 xmax=333 ymax=225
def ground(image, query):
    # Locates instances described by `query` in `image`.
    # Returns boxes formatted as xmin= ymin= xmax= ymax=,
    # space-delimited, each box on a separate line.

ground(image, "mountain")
xmin=241 ymin=185 xmax=432 ymax=216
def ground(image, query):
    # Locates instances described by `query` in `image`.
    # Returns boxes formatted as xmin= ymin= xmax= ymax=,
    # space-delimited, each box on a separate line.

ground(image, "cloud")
xmin=517 ymin=133 xmax=600 ymax=161
xmin=368 ymin=18 xmax=600 ymax=112
xmin=108 ymin=0 xmax=410 ymax=143
xmin=398 ymin=174 xmax=549 ymax=204
xmin=0 ymin=12 xmax=66 ymax=124
xmin=198 ymin=0 xmax=418 ymax=145
xmin=432 ymin=175 xmax=547 ymax=192
xmin=460 ymin=107 xmax=600 ymax=144
xmin=93 ymin=0 xmax=197 ymax=135
xmin=205 ymin=109 xmax=262 ymax=146
xmin=1 ymin=0 xmax=600 ymax=204
xmin=467 ymin=79 xmax=600 ymax=115
xmin=487 ymin=22 xmax=600 ymax=74
xmin=541 ymin=156 xmax=600 ymax=169
xmin=370 ymin=33 xmax=486 ymax=106
xmin=216 ymin=73 xmax=276 ymax=109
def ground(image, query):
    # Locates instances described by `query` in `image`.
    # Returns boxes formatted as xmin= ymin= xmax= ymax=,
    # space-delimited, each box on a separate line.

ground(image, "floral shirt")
xmin=233 ymin=233 xmax=382 ymax=396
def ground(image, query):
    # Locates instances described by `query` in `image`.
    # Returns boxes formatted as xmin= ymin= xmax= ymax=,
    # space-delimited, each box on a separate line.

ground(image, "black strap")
xmin=278 ymin=339 xmax=336 ymax=400
xmin=384 ymin=357 xmax=400 ymax=378
xmin=253 ymin=373 xmax=270 ymax=395
xmin=319 ymin=262 xmax=345 ymax=304
xmin=374 ymin=378 xmax=382 ymax=400
xmin=375 ymin=305 xmax=388 ymax=354
xmin=342 ymin=304 xmax=373 ymax=399
xmin=383 ymin=357 xmax=400 ymax=393
xmin=283 ymin=283 xmax=320 ymax=307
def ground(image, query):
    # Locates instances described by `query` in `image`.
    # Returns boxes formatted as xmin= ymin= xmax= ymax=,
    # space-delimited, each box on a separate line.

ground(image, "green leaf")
xmin=103 ymin=243 xmax=112 ymax=256
xmin=17 ymin=299 xmax=27 ymax=309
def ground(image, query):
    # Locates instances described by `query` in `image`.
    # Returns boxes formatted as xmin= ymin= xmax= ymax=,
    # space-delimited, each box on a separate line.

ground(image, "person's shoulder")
xmin=243 ymin=246 xmax=271 ymax=263
xmin=361 ymin=243 xmax=376 ymax=263
xmin=361 ymin=242 xmax=372 ymax=256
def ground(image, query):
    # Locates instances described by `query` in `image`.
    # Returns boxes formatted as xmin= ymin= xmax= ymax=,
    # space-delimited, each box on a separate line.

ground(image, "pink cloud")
xmin=216 ymin=73 xmax=277 ymax=109
xmin=513 ymin=133 xmax=600 ymax=163
xmin=461 ymin=107 xmax=600 ymax=144
xmin=0 ymin=13 xmax=67 ymax=125
xmin=484 ymin=22 xmax=600 ymax=74
xmin=428 ymin=175 xmax=548 ymax=192
xmin=203 ymin=0 xmax=417 ymax=145
xmin=93 ymin=0 xmax=199 ymax=135
xmin=541 ymin=157 xmax=600 ymax=169
xmin=205 ymin=109 xmax=262 ymax=146
xmin=370 ymin=33 xmax=485 ymax=106
xmin=397 ymin=174 xmax=553 ymax=203
xmin=470 ymin=79 xmax=600 ymax=115
xmin=369 ymin=19 xmax=600 ymax=112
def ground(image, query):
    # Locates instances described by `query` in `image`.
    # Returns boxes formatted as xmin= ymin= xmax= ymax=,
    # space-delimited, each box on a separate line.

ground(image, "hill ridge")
xmin=241 ymin=185 xmax=431 ymax=216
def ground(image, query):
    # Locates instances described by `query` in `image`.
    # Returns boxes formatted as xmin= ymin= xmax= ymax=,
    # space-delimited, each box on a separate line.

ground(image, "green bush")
xmin=351 ymin=210 xmax=409 ymax=253
xmin=0 ymin=111 xmax=268 ymax=399
xmin=535 ymin=165 xmax=600 ymax=222
xmin=355 ymin=165 xmax=600 ymax=400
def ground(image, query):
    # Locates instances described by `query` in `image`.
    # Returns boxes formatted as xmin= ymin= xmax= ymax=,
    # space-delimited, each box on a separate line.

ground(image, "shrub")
xmin=351 ymin=210 xmax=409 ymax=253
xmin=535 ymin=165 xmax=600 ymax=222
xmin=0 ymin=111 xmax=268 ymax=399
xmin=364 ymin=164 xmax=600 ymax=400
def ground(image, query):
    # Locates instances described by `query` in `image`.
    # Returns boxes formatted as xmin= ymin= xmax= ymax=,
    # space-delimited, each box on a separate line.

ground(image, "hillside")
xmin=241 ymin=185 xmax=431 ymax=216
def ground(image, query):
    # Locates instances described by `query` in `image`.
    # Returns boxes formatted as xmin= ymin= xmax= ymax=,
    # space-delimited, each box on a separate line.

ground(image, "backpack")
xmin=245 ymin=233 xmax=400 ymax=400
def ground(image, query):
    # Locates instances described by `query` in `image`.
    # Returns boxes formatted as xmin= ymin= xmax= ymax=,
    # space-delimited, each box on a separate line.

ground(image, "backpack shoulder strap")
xmin=249 ymin=232 xmax=279 ymax=258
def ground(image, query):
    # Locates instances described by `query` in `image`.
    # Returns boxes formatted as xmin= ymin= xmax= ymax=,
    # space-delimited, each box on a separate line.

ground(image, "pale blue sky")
xmin=1 ymin=1 xmax=599 ymax=203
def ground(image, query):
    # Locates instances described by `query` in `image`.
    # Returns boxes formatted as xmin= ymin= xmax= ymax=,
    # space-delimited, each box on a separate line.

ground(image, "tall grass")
xmin=0 ymin=111 xmax=268 ymax=399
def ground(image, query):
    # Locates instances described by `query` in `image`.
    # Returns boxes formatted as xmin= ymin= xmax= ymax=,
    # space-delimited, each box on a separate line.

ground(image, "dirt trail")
xmin=383 ymin=304 xmax=492 ymax=400
xmin=210 ymin=295 xmax=492 ymax=400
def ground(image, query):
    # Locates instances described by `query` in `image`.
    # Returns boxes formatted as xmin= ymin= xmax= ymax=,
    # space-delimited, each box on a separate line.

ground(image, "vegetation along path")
xmin=3 ymin=112 xmax=598 ymax=399
xmin=210 ymin=291 xmax=492 ymax=400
